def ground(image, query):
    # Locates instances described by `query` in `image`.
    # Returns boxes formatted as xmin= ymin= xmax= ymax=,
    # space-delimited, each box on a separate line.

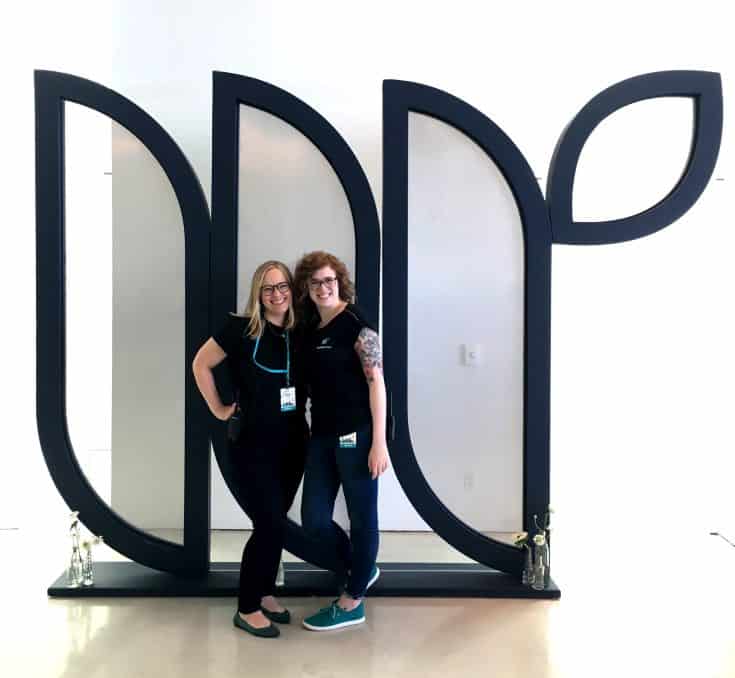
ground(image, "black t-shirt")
xmin=213 ymin=315 xmax=307 ymax=439
xmin=306 ymin=304 xmax=374 ymax=437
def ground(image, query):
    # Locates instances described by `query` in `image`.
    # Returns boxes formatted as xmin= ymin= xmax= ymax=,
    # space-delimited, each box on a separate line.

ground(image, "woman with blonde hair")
xmin=293 ymin=251 xmax=390 ymax=631
xmin=192 ymin=260 xmax=308 ymax=638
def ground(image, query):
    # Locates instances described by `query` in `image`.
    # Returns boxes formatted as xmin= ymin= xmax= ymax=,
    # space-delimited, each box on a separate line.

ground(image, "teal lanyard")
xmin=252 ymin=328 xmax=291 ymax=387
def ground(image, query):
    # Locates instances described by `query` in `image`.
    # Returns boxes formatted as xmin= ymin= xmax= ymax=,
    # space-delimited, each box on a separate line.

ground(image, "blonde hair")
xmin=239 ymin=261 xmax=296 ymax=338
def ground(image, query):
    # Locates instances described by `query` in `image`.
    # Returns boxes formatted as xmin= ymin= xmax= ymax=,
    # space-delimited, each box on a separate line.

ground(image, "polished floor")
xmin=2 ymin=526 xmax=734 ymax=678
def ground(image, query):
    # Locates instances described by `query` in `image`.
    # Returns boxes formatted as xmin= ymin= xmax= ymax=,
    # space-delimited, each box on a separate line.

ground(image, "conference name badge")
xmin=339 ymin=432 xmax=357 ymax=448
xmin=280 ymin=387 xmax=296 ymax=412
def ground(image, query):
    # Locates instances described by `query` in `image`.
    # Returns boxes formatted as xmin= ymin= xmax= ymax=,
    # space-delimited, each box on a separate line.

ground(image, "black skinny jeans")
xmin=230 ymin=423 xmax=306 ymax=614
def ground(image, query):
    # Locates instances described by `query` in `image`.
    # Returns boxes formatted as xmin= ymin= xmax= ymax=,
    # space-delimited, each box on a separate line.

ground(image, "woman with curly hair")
xmin=293 ymin=250 xmax=390 ymax=631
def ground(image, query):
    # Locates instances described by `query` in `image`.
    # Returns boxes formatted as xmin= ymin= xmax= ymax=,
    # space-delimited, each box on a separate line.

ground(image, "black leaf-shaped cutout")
xmin=547 ymin=71 xmax=722 ymax=244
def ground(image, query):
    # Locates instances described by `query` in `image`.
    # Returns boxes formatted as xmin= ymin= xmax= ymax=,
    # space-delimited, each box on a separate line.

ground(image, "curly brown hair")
xmin=293 ymin=251 xmax=355 ymax=320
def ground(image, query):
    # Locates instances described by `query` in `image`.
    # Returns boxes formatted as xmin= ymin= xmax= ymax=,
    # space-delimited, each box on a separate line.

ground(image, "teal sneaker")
xmin=342 ymin=565 xmax=380 ymax=595
xmin=302 ymin=600 xmax=365 ymax=631
xmin=366 ymin=565 xmax=380 ymax=590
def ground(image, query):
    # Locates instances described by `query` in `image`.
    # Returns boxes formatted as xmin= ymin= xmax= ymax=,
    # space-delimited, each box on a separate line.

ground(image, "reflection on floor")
xmin=3 ymin=525 xmax=734 ymax=678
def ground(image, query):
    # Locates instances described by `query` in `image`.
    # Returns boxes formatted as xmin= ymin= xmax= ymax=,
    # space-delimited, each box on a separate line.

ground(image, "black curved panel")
xmin=211 ymin=72 xmax=381 ymax=570
xmin=547 ymin=70 xmax=722 ymax=244
xmin=35 ymin=70 xmax=211 ymax=575
xmin=383 ymin=80 xmax=552 ymax=575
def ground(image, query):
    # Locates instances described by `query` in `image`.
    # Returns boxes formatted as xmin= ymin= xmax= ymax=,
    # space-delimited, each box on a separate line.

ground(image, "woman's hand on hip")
xmin=213 ymin=402 xmax=237 ymax=421
xmin=368 ymin=442 xmax=390 ymax=480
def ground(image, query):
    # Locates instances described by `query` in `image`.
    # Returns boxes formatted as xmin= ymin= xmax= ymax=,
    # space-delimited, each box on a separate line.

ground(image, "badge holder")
xmin=339 ymin=432 xmax=357 ymax=448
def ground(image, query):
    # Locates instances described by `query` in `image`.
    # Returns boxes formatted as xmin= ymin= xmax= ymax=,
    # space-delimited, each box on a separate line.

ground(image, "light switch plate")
xmin=462 ymin=343 xmax=483 ymax=366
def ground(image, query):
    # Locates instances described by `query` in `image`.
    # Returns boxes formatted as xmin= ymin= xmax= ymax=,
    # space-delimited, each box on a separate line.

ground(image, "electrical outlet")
xmin=462 ymin=343 xmax=482 ymax=367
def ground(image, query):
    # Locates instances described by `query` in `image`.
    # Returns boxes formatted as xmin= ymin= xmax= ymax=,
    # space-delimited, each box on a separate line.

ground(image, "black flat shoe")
xmin=261 ymin=607 xmax=291 ymax=624
xmin=233 ymin=612 xmax=280 ymax=638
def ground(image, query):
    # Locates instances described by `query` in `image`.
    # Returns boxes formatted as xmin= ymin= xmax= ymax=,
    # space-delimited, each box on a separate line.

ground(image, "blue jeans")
xmin=301 ymin=425 xmax=379 ymax=598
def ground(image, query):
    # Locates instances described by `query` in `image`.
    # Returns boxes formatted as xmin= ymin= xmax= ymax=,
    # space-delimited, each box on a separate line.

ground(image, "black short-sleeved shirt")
xmin=306 ymin=304 xmax=374 ymax=437
xmin=213 ymin=315 xmax=307 ymax=439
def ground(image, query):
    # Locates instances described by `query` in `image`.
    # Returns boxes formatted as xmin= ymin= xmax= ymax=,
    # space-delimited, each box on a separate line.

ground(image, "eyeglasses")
xmin=261 ymin=282 xmax=291 ymax=296
xmin=309 ymin=276 xmax=338 ymax=291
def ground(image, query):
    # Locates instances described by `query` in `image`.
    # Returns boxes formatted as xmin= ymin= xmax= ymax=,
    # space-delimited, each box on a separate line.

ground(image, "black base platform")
xmin=49 ymin=562 xmax=560 ymax=599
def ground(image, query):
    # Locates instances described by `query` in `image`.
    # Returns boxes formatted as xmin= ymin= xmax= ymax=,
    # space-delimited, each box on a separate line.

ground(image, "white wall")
xmin=407 ymin=113 xmax=524 ymax=531
xmin=5 ymin=2 xmax=734 ymax=570
xmin=110 ymin=121 xmax=185 ymax=534
xmin=64 ymin=104 xmax=113 ymax=508
xmin=2 ymin=1 xmax=112 ymax=530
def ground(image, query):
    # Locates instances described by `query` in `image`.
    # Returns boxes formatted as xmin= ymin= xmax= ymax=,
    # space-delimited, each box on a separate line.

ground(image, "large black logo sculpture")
xmin=36 ymin=70 xmax=722 ymax=597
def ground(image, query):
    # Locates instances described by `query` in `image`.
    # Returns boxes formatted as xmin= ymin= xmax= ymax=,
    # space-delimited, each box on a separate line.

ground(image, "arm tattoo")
xmin=356 ymin=328 xmax=383 ymax=383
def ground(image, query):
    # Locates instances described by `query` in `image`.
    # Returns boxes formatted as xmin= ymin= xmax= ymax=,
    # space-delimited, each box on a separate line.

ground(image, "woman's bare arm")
xmin=192 ymin=338 xmax=236 ymax=421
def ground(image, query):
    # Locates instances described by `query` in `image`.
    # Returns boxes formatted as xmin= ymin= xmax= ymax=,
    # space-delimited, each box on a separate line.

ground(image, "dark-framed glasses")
xmin=309 ymin=276 xmax=338 ymax=290
xmin=261 ymin=282 xmax=291 ymax=296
